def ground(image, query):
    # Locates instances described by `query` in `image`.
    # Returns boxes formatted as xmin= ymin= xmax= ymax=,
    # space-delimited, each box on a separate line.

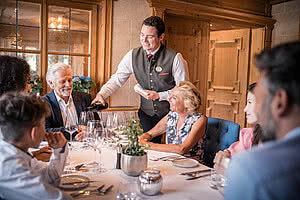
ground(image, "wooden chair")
xmin=203 ymin=117 xmax=240 ymax=167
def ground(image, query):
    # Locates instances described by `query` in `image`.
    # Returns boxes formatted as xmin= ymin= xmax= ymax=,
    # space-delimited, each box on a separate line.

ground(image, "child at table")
xmin=0 ymin=92 xmax=71 ymax=200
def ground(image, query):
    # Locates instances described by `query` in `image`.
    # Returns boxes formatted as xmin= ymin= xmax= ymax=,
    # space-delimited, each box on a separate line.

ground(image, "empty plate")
xmin=59 ymin=175 xmax=90 ymax=190
xmin=172 ymin=158 xmax=199 ymax=168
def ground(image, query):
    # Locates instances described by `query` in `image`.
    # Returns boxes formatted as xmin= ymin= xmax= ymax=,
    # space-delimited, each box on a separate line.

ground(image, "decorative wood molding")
xmin=212 ymin=86 xmax=234 ymax=91
xmin=89 ymin=5 xmax=98 ymax=97
xmin=147 ymin=0 xmax=276 ymax=27
xmin=264 ymin=24 xmax=274 ymax=49
xmin=151 ymin=7 xmax=166 ymax=19
xmin=49 ymin=0 xmax=102 ymax=5
xmin=206 ymin=98 xmax=213 ymax=116
xmin=48 ymin=0 xmax=95 ymax=9
xmin=41 ymin=0 xmax=48 ymax=94
xmin=270 ymin=0 xmax=293 ymax=5
xmin=97 ymin=0 xmax=113 ymax=101
xmin=232 ymin=80 xmax=240 ymax=94
xmin=206 ymin=99 xmax=239 ymax=121
xmin=171 ymin=0 xmax=268 ymax=16
xmin=208 ymin=38 xmax=242 ymax=94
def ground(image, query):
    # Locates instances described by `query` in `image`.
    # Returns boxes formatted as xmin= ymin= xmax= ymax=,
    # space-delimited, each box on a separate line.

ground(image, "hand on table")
xmin=213 ymin=150 xmax=231 ymax=174
xmin=138 ymin=133 xmax=151 ymax=147
xmin=45 ymin=132 xmax=67 ymax=149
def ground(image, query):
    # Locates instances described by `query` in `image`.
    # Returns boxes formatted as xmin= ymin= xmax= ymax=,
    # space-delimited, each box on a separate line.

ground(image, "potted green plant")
xmin=121 ymin=119 xmax=148 ymax=176
xmin=72 ymin=75 xmax=96 ymax=93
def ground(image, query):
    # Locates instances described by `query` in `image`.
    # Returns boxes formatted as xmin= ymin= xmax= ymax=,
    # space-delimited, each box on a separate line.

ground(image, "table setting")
xmin=36 ymin=111 xmax=224 ymax=199
xmin=57 ymin=146 xmax=224 ymax=200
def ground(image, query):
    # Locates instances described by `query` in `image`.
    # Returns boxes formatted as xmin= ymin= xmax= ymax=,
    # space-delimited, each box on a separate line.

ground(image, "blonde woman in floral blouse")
xmin=139 ymin=81 xmax=207 ymax=162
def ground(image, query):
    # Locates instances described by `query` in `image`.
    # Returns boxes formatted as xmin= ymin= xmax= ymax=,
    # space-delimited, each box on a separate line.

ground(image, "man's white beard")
xmin=60 ymin=88 xmax=72 ymax=97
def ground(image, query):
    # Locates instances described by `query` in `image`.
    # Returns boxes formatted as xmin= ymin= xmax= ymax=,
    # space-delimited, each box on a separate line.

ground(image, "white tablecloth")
xmin=66 ymin=145 xmax=223 ymax=200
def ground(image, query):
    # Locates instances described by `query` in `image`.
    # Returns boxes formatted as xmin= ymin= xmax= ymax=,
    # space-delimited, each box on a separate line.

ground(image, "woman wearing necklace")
xmin=139 ymin=81 xmax=207 ymax=162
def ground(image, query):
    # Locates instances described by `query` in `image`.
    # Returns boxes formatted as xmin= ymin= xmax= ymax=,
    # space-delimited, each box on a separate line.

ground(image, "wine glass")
xmin=78 ymin=111 xmax=95 ymax=141
xmin=93 ymin=126 xmax=107 ymax=173
xmin=64 ymin=115 xmax=78 ymax=170
xmin=64 ymin=120 xmax=78 ymax=151
xmin=104 ymin=112 xmax=116 ymax=145
xmin=87 ymin=120 xmax=106 ymax=173
xmin=86 ymin=120 xmax=101 ymax=144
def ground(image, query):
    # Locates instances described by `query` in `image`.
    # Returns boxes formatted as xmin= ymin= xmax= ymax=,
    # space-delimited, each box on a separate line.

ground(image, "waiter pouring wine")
xmin=92 ymin=16 xmax=189 ymax=144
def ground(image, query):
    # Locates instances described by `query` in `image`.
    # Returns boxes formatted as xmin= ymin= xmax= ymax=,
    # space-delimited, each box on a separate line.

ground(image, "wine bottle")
xmin=86 ymin=102 xmax=108 ymax=112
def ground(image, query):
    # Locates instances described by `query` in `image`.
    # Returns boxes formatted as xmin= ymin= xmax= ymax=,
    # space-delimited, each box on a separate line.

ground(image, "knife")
xmin=186 ymin=173 xmax=210 ymax=180
xmin=180 ymin=169 xmax=211 ymax=176
xmin=62 ymin=180 xmax=98 ymax=185
xmin=150 ymin=155 xmax=180 ymax=161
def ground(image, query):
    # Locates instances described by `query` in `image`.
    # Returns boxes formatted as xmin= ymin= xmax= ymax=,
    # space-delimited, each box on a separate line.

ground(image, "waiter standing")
xmin=92 ymin=16 xmax=189 ymax=143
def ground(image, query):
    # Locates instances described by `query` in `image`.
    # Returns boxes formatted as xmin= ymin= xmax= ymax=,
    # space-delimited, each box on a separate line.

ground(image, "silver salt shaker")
xmin=138 ymin=169 xmax=163 ymax=196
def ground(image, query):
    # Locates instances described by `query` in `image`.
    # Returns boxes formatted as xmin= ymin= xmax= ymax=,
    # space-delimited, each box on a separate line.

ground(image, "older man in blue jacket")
xmin=44 ymin=63 xmax=95 ymax=140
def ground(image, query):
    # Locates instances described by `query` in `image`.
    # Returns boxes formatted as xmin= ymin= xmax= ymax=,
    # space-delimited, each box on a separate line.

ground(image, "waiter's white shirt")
xmin=54 ymin=91 xmax=78 ymax=126
xmin=99 ymin=45 xmax=189 ymax=101
xmin=0 ymin=139 xmax=71 ymax=200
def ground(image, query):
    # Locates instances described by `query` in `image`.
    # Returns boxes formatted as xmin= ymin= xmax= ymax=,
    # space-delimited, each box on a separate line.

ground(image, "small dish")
xmin=172 ymin=158 xmax=199 ymax=168
xmin=59 ymin=175 xmax=90 ymax=190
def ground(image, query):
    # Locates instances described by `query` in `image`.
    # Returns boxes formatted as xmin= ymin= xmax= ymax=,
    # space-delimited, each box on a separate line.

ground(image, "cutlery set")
xmin=70 ymin=184 xmax=114 ymax=198
xmin=150 ymin=155 xmax=186 ymax=161
xmin=180 ymin=169 xmax=211 ymax=180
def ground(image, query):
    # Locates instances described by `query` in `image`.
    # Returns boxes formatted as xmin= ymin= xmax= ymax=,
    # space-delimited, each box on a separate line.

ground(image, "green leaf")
xmin=122 ymin=118 xmax=147 ymax=156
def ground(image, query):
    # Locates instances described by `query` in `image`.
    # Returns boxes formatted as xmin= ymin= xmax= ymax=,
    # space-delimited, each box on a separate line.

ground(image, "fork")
xmin=180 ymin=169 xmax=211 ymax=176
xmin=186 ymin=173 xmax=211 ymax=180
xmin=96 ymin=185 xmax=114 ymax=196
xmin=70 ymin=184 xmax=105 ymax=198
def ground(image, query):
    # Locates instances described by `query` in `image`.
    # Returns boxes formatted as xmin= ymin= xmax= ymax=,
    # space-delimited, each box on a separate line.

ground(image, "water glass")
xmin=210 ymin=168 xmax=226 ymax=196
xmin=116 ymin=178 xmax=142 ymax=200
xmin=64 ymin=123 xmax=78 ymax=171
xmin=93 ymin=128 xmax=107 ymax=173
xmin=210 ymin=169 xmax=220 ymax=189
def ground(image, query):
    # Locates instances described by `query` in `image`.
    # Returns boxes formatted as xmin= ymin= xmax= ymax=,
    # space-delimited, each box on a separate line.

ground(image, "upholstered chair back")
xmin=203 ymin=117 xmax=240 ymax=167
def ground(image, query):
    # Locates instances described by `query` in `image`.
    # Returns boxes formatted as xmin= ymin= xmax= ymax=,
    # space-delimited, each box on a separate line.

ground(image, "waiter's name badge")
xmin=155 ymin=66 xmax=163 ymax=72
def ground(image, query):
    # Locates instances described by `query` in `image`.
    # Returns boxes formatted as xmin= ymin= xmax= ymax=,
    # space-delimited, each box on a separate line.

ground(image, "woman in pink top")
xmin=214 ymin=83 xmax=262 ymax=163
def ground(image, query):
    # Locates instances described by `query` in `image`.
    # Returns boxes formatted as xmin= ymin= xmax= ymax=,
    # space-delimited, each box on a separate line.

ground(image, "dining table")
xmin=60 ymin=142 xmax=224 ymax=200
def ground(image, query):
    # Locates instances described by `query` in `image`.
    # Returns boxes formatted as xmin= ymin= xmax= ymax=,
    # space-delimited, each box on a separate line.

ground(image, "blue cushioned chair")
xmin=203 ymin=117 xmax=240 ymax=167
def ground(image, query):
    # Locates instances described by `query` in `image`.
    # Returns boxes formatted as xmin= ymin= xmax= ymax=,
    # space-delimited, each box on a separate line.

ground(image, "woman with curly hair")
xmin=0 ymin=55 xmax=31 ymax=96
xmin=139 ymin=81 xmax=207 ymax=162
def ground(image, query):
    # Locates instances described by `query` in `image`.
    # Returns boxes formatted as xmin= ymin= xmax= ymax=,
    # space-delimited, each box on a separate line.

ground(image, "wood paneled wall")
xmin=178 ymin=0 xmax=268 ymax=16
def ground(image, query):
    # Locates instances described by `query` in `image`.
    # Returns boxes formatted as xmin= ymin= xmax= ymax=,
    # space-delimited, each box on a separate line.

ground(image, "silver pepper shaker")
xmin=116 ymin=144 xmax=122 ymax=169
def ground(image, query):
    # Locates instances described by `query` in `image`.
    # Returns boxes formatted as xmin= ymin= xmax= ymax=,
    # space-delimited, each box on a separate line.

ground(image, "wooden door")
xmin=164 ymin=15 xmax=209 ymax=114
xmin=207 ymin=29 xmax=251 ymax=127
